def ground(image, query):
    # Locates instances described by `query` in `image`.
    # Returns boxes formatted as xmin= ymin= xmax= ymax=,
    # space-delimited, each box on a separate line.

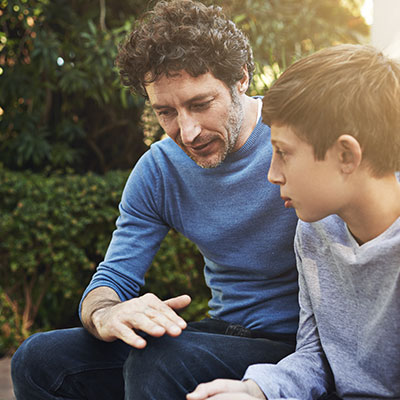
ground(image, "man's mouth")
xmin=192 ymin=142 xmax=210 ymax=151
xmin=189 ymin=140 xmax=217 ymax=154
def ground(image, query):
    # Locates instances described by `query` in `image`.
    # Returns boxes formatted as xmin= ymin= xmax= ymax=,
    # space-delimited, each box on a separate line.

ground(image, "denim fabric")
xmin=12 ymin=319 xmax=295 ymax=400
xmin=11 ymin=327 xmax=130 ymax=399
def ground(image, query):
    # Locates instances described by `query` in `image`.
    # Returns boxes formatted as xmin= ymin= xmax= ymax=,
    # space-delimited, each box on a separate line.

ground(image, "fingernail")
xmin=178 ymin=320 xmax=187 ymax=328
xmin=170 ymin=325 xmax=181 ymax=334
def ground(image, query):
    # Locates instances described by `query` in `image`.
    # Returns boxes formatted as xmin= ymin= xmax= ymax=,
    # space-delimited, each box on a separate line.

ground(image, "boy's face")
xmin=268 ymin=124 xmax=345 ymax=222
xmin=145 ymin=70 xmax=245 ymax=169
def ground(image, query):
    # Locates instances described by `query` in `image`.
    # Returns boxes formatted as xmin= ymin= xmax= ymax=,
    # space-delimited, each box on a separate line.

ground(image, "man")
xmin=11 ymin=1 xmax=299 ymax=399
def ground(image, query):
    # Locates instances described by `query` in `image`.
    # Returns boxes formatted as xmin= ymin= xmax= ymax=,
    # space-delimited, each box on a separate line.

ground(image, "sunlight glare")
xmin=361 ymin=0 xmax=373 ymax=25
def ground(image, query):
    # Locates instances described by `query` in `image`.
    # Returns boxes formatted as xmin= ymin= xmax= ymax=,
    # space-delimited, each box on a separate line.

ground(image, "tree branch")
xmin=99 ymin=0 xmax=107 ymax=31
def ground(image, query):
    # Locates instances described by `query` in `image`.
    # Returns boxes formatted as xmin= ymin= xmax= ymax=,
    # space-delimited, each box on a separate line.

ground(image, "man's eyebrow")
xmin=151 ymin=93 xmax=215 ymax=110
xmin=185 ymin=93 xmax=214 ymax=104
xmin=152 ymin=103 xmax=171 ymax=110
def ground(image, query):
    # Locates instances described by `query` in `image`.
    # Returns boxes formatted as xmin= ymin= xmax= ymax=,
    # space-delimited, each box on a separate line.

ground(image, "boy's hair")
xmin=116 ymin=0 xmax=254 ymax=97
xmin=262 ymin=44 xmax=400 ymax=176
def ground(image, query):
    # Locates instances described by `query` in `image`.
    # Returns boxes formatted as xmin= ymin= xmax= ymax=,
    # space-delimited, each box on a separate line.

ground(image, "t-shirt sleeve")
xmin=243 ymin=225 xmax=333 ymax=399
xmin=79 ymin=149 xmax=170 ymax=315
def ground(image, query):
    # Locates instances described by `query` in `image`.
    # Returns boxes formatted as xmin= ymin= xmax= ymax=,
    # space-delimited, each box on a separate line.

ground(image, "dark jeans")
xmin=11 ymin=319 xmax=295 ymax=400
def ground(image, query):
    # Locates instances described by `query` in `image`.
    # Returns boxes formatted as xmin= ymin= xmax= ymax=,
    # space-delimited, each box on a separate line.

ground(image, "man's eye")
xmin=157 ymin=109 xmax=175 ymax=118
xmin=192 ymin=100 xmax=212 ymax=110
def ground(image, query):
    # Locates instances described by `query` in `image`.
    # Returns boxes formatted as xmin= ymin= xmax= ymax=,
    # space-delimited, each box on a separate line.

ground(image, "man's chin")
xmin=189 ymin=154 xmax=226 ymax=169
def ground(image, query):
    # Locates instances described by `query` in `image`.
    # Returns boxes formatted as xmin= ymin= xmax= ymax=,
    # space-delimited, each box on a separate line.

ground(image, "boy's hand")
xmin=187 ymin=379 xmax=266 ymax=400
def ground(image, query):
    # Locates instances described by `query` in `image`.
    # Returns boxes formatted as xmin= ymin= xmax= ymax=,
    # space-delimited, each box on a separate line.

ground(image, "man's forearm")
xmin=80 ymin=286 xmax=121 ymax=339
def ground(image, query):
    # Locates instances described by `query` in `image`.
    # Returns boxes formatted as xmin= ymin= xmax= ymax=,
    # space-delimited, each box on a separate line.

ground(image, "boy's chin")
xmin=295 ymin=210 xmax=329 ymax=223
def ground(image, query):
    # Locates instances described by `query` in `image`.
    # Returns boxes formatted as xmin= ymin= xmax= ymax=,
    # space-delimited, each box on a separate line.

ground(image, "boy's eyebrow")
xmin=151 ymin=93 xmax=215 ymax=110
xmin=270 ymin=138 xmax=285 ymax=146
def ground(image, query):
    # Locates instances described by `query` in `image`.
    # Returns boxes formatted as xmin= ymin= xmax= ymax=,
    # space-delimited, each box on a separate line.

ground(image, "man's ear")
xmin=335 ymin=134 xmax=362 ymax=174
xmin=237 ymin=65 xmax=249 ymax=94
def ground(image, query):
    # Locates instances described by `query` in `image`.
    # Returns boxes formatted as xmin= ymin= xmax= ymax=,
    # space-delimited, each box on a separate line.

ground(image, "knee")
xmin=127 ymin=334 xmax=192 ymax=372
xmin=12 ymin=331 xmax=50 ymax=386
xmin=124 ymin=332 xmax=203 ymax=385
xmin=124 ymin=334 xmax=198 ymax=398
xmin=11 ymin=332 xmax=51 ymax=398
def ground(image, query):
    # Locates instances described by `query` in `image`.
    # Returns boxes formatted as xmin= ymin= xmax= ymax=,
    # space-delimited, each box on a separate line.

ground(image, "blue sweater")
xmin=81 ymin=118 xmax=299 ymax=334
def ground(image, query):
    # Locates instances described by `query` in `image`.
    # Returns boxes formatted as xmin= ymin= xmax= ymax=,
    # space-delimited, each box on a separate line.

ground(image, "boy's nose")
xmin=268 ymin=161 xmax=285 ymax=185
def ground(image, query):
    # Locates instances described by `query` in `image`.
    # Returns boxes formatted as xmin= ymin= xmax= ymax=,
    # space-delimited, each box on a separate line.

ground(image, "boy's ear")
xmin=237 ymin=65 xmax=249 ymax=94
xmin=335 ymin=134 xmax=362 ymax=174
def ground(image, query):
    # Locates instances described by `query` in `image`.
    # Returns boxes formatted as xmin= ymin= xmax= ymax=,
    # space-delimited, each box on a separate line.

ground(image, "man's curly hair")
xmin=115 ymin=0 xmax=255 ymax=97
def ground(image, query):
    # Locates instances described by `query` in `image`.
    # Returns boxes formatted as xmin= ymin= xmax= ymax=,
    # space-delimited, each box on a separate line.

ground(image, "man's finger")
xmin=139 ymin=295 xmax=188 ymax=332
xmin=164 ymin=294 xmax=191 ymax=310
xmin=137 ymin=309 xmax=183 ymax=336
xmin=114 ymin=323 xmax=147 ymax=349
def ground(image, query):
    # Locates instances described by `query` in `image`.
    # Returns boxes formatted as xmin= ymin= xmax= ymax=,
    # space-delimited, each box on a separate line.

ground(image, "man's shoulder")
xmin=136 ymin=137 xmax=188 ymax=169
xmin=149 ymin=137 xmax=180 ymax=157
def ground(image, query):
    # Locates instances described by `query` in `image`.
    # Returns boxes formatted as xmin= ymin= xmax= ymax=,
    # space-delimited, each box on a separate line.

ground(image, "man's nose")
xmin=178 ymin=113 xmax=201 ymax=145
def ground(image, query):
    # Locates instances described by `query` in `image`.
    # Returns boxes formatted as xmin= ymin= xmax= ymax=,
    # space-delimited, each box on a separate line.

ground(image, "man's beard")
xmin=185 ymin=89 xmax=244 ymax=169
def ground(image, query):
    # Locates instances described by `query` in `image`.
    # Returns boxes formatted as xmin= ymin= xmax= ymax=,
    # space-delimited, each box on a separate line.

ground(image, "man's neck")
xmin=234 ymin=95 xmax=261 ymax=151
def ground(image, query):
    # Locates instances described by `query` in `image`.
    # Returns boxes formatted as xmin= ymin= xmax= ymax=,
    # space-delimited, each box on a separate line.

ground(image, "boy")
xmin=187 ymin=44 xmax=400 ymax=399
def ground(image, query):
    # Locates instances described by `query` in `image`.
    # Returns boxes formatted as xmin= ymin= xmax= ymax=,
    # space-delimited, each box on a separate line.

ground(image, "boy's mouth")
xmin=281 ymin=196 xmax=293 ymax=208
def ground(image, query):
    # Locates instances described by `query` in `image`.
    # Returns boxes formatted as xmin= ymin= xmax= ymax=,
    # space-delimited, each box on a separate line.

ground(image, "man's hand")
xmin=81 ymin=287 xmax=191 ymax=348
xmin=187 ymin=379 xmax=266 ymax=400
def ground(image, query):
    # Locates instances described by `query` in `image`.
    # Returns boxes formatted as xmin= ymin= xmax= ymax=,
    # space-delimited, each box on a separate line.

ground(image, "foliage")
xmin=0 ymin=0 xmax=147 ymax=173
xmin=0 ymin=0 xmax=369 ymax=173
xmin=0 ymin=166 xmax=208 ymax=355
xmin=217 ymin=0 xmax=370 ymax=93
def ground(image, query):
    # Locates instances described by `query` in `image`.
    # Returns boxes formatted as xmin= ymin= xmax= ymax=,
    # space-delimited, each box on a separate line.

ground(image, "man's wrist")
xmin=90 ymin=300 xmax=120 ymax=326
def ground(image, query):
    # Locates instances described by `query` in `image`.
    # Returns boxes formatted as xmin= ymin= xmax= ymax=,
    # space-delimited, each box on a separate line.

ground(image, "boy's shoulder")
xmin=296 ymin=212 xmax=400 ymax=254
xmin=297 ymin=215 xmax=346 ymax=241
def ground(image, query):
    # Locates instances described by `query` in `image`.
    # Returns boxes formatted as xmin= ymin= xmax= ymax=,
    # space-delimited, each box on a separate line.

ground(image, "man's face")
xmin=268 ymin=124 xmax=345 ymax=222
xmin=146 ymin=70 xmax=244 ymax=168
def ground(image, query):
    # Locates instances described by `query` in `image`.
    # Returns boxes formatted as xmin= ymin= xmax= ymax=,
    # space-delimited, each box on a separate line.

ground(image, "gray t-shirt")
xmin=244 ymin=214 xmax=400 ymax=400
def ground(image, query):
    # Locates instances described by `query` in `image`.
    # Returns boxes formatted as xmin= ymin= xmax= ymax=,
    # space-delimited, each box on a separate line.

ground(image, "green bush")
xmin=0 ymin=166 xmax=209 ymax=355
xmin=0 ymin=0 xmax=147 ymax=173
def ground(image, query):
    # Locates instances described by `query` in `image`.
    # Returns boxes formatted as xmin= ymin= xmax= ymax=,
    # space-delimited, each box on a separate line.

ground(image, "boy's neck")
xmin=341 ymin=173 xmax=400 ymax=245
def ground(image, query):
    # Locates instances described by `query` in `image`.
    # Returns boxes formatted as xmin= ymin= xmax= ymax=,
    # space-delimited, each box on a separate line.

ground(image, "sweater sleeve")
xmin=79 ymin=149 xmax=170 ymax=313
xmin=243 ymin=227 xmax=333 ymax=399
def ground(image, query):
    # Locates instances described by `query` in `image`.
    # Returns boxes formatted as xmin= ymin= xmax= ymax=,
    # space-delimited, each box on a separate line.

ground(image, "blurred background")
xmin=0 ymin=0 xmax=374 ymax=357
